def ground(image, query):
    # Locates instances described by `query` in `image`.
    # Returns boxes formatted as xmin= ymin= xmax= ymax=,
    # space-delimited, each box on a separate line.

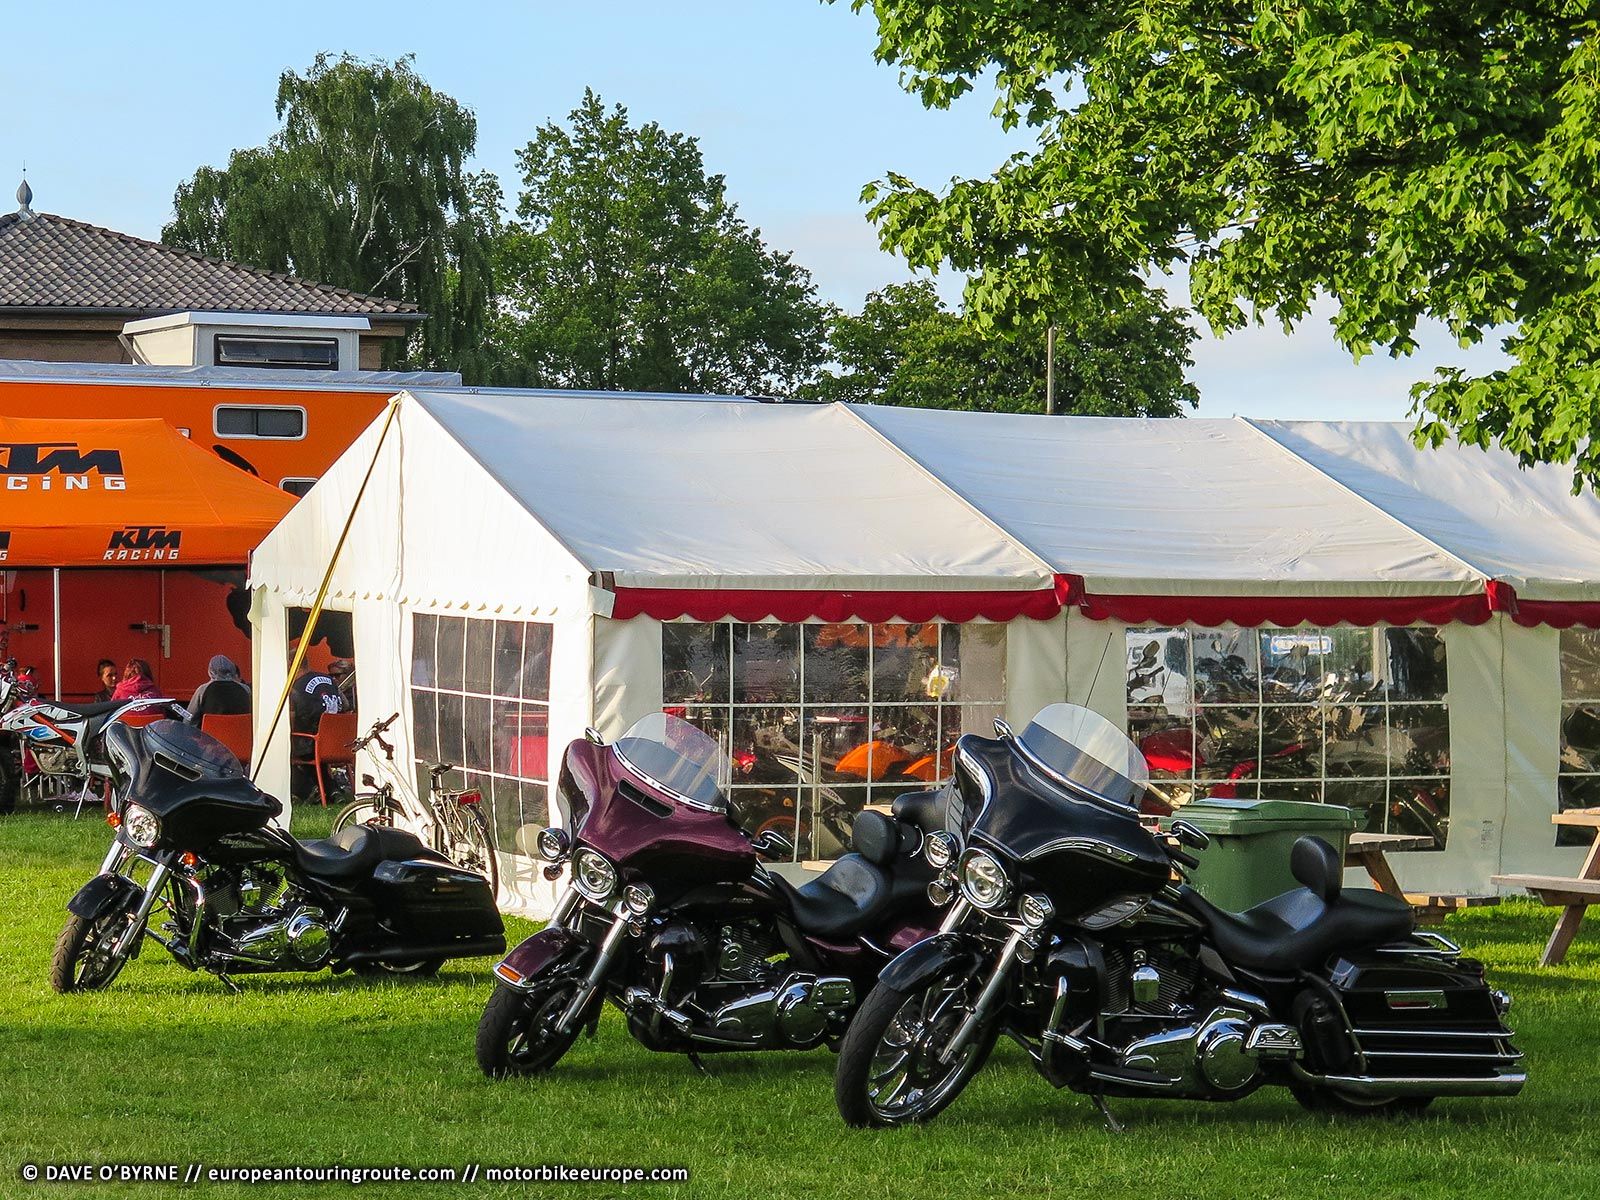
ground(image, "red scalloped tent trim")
xmin=607 ymin=586 xmax=1065 ymax=623
xmin=1074 ymin=590 xmax=1494 ymax=628
xmin=605 ymin=575 xmax=1597 ymax=628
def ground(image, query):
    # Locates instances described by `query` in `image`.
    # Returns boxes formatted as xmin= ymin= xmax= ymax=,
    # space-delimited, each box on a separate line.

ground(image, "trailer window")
xmin=214 ymin=406 xmax=306 ymax=440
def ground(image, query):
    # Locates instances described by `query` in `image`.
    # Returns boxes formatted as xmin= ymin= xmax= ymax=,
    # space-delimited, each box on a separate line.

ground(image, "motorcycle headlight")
xmin=536 ymin=827 xmax=572 ymax=863
xmin=572 ymin=848 xmax=618 ymax=903
xmin=123 ymin=803 xmax=161 ymax=849
xmin=1019 ymin=892 xmax=1054 ymax=929
xmin=623 ymin=883 xmax=655 ymax=915
xmin=925 ymin=830 xmax=958 ymax=870
xmin=958 ymin=848 xmax=1010 ymax=911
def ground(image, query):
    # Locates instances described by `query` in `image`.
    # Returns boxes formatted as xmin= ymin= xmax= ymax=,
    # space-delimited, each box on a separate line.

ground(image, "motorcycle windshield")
xmin=1014 ymin=703 xmax=1149 ymax=810
xmin=613 ymin=712 xmax=731 ymax=814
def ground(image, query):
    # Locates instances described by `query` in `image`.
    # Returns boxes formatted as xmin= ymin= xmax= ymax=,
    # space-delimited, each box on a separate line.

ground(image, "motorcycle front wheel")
xmin=835 ymin=965 xmax=998 ymax=1127
xmin=50 ymin=901 xmax=138 ymax=993
xmin=476 ymin=981 xmax=593 ymax=1079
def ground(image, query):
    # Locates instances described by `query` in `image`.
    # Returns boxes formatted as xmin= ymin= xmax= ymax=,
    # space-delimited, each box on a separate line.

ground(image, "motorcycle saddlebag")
xmin=370 ymin=858 xmax=504 ymax=947
xmin=1307 ymin=943 xmax=1519 ymax=1080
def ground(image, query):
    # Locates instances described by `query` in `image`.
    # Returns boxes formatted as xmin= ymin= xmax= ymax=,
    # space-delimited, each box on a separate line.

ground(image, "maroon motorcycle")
xmin=476 ymin=712 xmax=946 ymax=1077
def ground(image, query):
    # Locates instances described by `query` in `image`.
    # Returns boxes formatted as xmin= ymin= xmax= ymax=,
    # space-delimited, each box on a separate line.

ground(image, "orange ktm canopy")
xmin=0 ymin=416 xmax=295 ymax=567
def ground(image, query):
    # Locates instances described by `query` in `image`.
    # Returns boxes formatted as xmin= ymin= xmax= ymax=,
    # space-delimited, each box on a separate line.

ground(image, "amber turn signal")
xmin=179 ymin=852 xmax=198 ymax=868
xmin=106 ymin=812 xmax=121 ymax=829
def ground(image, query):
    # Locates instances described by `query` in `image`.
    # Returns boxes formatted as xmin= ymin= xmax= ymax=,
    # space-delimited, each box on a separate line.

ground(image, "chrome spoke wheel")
xmin=857 ymin=974 xmax=988 ymax=1125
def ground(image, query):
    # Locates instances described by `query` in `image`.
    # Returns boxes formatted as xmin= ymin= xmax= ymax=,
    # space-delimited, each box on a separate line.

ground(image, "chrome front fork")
xmin=548 ymin=885 xmax=580 ymax=931
xmin=111 ymin=853 xmax=173 ymax=959
xmin=939 ymin=927 xmax=1025 ymax=1066
xmin=555 ymin=904 xmax=629 ymax=1033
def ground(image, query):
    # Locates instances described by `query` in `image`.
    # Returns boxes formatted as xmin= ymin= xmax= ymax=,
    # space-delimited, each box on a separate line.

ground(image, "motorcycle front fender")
xmin=66 ymin=872 xmax=140 ymax=920
xmin=879 ymin=931 xmax=988 ymax=993
xmin=492 ymin=927 xmax=588 ymax=992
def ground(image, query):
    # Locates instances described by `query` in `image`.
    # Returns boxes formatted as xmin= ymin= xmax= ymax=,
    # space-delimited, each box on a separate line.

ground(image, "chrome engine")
xmin=709 ymin=975 xmax=856 ymax=1046
xmin=1120 ymin=1005 xmax=1263 ymax=1093
xmin=206 ymin=864 xmax=334 ymax=970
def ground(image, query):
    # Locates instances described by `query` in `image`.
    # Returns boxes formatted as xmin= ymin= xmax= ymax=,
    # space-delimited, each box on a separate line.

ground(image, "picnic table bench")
xmin=1493 ymin=807 xmax=1600 ymax=966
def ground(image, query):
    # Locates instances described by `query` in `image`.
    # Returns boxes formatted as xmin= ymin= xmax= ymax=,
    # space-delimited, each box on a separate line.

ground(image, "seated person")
xmin=111 ymin=659 xmax=160 ymax=702
xmin=290 ymin=663 xmax=346 ymax=801
xmin=92 ymin=659 xmax=117 ymax=703
xmin=187 ymin=656 xmax=252 ymax=725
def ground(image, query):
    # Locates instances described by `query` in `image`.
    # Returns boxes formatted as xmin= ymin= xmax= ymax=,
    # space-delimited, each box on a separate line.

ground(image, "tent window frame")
xmin=1125 ymin=624 xmax=1452 ymax=850
xmin=410 ymin=612 xmax=553 ymax=860
xmin=662 ymin=620 xmax=1007 ymax=862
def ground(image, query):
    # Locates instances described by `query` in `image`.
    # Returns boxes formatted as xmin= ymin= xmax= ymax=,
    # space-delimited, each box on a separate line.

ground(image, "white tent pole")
xmin=52 ymin=568 xmax=61 ymax=701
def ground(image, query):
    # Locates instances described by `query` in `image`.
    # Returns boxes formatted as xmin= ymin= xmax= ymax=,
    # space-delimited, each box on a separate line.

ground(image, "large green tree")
xmin=163 ymin=54 xmax=497 ymax=376
xmin=849 ymin=2 xmax=1600 ymax=485
xmin=490 ymin=90 xmax=829 ymax=394
xmin=804 ymin=280 xmax=1196 ymax=415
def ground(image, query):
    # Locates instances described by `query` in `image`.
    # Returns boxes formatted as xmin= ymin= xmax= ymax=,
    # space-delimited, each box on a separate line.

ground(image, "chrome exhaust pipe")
xmin=1290 ymin=1063 xmax=1526 ymax=1098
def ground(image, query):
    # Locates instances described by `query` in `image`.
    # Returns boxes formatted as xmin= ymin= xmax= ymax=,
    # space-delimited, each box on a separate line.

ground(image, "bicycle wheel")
xmin=332 ymin=794 xmax=400 ymax=834
xmin=437 ymin=802 xmax=499 ymax=894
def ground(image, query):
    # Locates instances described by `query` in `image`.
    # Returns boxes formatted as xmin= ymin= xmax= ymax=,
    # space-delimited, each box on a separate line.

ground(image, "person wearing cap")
xmin=186 ymin=656 xmax=252 ymax=725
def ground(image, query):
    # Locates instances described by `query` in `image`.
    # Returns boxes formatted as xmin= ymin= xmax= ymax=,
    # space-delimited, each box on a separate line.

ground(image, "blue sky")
xmin=5 ymin=0 xmax=1505 ymax=417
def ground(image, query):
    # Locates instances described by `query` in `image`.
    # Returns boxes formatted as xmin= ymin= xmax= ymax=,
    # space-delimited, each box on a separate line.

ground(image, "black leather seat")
xmin=1176 ymin=836 xmax=1414 ymax=972
xmin=770 ymin=810 xmax=905 ymax=940
xmin=294 ymin=824 xmax=446 ymax=880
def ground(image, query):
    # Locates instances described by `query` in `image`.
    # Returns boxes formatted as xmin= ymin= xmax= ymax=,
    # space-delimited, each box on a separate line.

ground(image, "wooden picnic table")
xmin=1346 ymin=832 xmax=1501 ymax=925
xmin=1493 ymin=808 xmax=1600 ymax=966
xmin=1345 ymin=832 xmax=1433 ymax=896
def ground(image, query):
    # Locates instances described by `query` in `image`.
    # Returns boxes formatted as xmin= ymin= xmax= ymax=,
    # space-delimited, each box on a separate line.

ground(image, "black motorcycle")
xmin=52 ymin=719 xmax=504 ymax=993
xmin=833 ymin=703 xmax=1523 ymax=1127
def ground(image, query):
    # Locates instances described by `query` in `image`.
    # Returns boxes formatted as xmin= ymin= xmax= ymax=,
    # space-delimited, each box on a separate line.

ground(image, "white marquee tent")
xmin=249 ymin=391 xmax=1600 ymax=913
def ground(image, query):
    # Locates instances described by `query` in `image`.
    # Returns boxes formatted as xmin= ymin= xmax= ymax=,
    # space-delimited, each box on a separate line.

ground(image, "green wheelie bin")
xmin=1162 ymin=798 xmax=1357 ymax=912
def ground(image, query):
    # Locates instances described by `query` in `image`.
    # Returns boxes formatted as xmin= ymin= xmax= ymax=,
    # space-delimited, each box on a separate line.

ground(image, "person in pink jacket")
xmin=110 ymin=658 xmax=161 ymax=702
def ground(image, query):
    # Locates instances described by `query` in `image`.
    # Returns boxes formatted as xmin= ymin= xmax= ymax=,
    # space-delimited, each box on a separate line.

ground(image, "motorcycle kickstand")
xmin=214 ymin=972 xmax=242 ymax=995
xmin=1090 ymin=1093 xmax=1124 ymax=1134
xmin=686 ymin=1051 xmax=711 ymax=1077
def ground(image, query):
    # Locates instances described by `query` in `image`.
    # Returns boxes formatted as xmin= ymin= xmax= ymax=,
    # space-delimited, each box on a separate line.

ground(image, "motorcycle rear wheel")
xmin=477 ymin=981 xmax=592 ymax=1079
xmin=835 ymin=968 xmax=998 ymax=1127
xmin=50 ymin=905 xmax=136 ymax=993
xmin=1290 ymin=1086 xmax=1434 ymax=1117
xmin=352 ymin=958 xmax=444 ymax=978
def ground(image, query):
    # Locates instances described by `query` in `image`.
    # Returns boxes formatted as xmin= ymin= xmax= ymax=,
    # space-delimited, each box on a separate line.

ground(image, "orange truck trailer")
xmin=0 ymin=362 xmax=456 ymax=700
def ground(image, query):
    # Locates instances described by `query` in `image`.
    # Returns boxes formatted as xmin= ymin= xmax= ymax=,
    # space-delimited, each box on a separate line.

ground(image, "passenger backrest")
xmin=1290 ymin=835 xmax=1343 ymax=902
xmin=850 ymin=809 xmax=899 ymax=867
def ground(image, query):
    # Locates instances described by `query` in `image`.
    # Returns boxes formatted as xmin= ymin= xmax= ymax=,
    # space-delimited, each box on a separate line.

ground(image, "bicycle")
xmin=330 ymin=714 xmax=500 ymax=895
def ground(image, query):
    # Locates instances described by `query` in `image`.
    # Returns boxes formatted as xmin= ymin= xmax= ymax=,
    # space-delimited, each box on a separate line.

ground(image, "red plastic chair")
xmin=200 ymin=713 xmax=254 ymax=767
xmin=292 ymin=711 xmax=357 ymax=806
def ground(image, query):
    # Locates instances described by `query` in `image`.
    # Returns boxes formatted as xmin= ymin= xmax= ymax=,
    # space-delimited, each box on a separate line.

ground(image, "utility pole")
xmin=1045 ymin=324 xmax=1057 ymax=415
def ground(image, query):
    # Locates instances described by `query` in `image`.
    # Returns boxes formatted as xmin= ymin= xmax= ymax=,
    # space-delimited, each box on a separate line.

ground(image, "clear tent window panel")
xmin=409 ymin=614 xmax=554 ymax=859
xmin=1124 ymin=625 xmax=1451 ymax=849
xmin=662 ymin=621 xmax=1007 ymax=860
xmin=1557 ymin=630 xmax=1600 ymax=845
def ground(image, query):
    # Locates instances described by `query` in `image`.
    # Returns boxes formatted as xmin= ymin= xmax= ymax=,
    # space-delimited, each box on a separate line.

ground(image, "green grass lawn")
xmin=2 ymin=809 xmax=1598 ymax=1200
